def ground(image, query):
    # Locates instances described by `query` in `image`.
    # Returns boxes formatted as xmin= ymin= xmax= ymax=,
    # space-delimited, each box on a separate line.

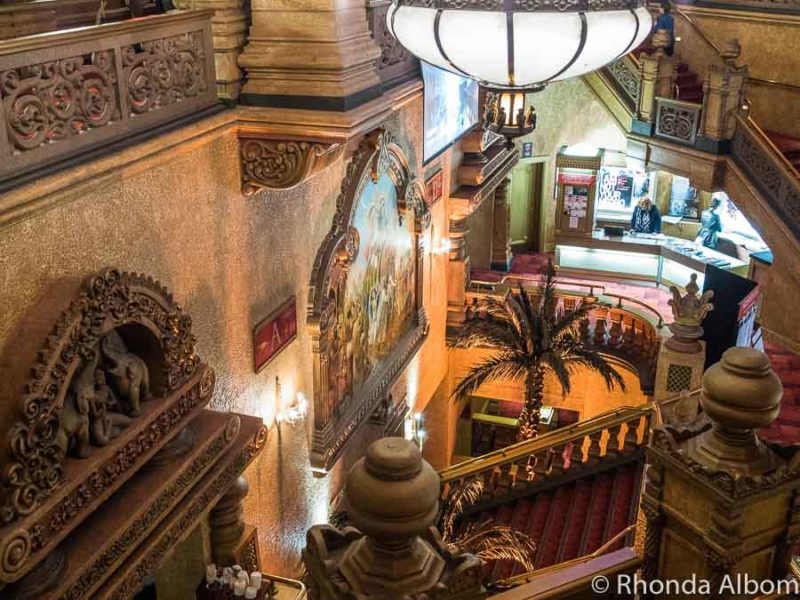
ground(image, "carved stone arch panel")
xmin=0 ymin=269 xmax=214 ymax=584
xmin=307 ymin=129 xmax=430 ymax=474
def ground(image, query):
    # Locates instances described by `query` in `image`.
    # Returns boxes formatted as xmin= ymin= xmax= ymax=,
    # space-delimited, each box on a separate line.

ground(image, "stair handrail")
xmin=439 ymin=404 xmax=652 ymax=485
xmin=671 ymin=5 xmax=730 ymax=66
xmin=735 ymin=113 xmax=800 ymax=180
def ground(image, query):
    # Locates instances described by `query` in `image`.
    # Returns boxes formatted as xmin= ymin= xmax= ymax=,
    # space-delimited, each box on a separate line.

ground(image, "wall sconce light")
xmin=404 ymin=411 xmax=426 ymax=453
xmin=274 ymin=376 xmax=308 ymax=426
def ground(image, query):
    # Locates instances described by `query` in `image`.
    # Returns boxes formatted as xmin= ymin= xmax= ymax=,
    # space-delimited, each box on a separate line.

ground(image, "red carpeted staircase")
xmin=764 ymin=130 xmax=800 ymax=176
xmin=633 ymin=41 xmax=704 ymax=104
xmin=463 ymin=461 xmax=643 ymax=583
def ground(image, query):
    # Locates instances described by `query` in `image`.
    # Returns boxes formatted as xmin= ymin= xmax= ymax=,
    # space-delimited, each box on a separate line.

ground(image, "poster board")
xmin=556 ymin=171 xmax=596 ymax=234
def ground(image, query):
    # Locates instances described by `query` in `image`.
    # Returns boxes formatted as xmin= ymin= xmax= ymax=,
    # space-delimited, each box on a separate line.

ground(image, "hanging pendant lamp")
xmin=386 ymin=0 xmax=651 ymax=90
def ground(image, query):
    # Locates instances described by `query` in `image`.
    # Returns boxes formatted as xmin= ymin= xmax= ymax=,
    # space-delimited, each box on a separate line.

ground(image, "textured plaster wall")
xmin=516 ymin=78 xmax=628 ymax=251
xmin=0 ymin=96 xmax=452 ymax=576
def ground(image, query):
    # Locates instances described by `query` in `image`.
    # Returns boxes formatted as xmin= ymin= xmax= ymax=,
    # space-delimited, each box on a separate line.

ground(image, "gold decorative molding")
xmin=239 ymin=138 xmax=344 ymax=195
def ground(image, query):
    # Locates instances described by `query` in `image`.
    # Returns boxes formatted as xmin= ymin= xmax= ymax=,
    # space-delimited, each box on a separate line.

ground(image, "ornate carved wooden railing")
xmin=653 ymin=97 xmax=702 ymax=145
xmin=439 ymin=404 xmax=652 ymax=508
xmin=731 ymin=113 xmax=800 ymax=239
xmin=602 ymin=55 xmax=641 ymax=112
xmin=0 ymin=10 xmax=217 ymax=186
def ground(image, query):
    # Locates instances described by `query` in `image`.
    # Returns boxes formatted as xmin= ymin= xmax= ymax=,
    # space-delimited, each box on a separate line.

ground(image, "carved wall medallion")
xmin=0 ymin=269 xmax=211 ymax=585
xmin=240 ymin=138 xmax=344 ymax=195
xmin=307 ymin=129 xmax=431 ymax=474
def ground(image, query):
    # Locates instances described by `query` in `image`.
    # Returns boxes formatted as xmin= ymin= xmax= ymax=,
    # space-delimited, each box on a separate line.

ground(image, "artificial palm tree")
xmin=452 ymin=261 xmax=626 ymax=441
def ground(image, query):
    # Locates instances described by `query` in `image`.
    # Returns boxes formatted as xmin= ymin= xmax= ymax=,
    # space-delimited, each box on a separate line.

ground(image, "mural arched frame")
xmin=307 ymin=129 xmax=431 ymax=474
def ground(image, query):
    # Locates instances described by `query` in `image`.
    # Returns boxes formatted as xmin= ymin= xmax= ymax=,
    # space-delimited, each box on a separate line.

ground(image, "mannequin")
xmin=630 ymin=197 xmax=662 ymax=234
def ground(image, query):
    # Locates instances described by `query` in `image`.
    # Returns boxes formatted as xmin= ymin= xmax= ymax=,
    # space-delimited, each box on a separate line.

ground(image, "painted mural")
xmin=327 ymin=173 xmax=417 ymax=414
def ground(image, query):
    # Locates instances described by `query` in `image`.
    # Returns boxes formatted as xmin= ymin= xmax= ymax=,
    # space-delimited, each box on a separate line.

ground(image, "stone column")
xmin=644 ymin=347 xmax=799 ymax=597
xmin=699 ymin=39 xmax=747 ymax=148
xmin=446 ymin=215 xmax=470 ymax=332
xmin=238 ymin=0 xmax=382 ymax=108
xmin=490 ymin=178 xmax=512 ymax=272
xmin=303 ymin=438 xmax=485 ymax=600
xmin=173 ymin=0 xmax=249 ymax=101
xmin=653 ymin=274 xmax=714 ymax=405
xmin=637 ymin=29 xmax=677 ymax=126
xmin=209 ymin=475 xmax=248 ymax=566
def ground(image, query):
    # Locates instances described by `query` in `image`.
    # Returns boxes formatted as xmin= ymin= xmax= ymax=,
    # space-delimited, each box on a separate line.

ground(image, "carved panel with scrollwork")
xmin=654 ymin=98 xmax=701 ymax=145
xmin=732 ymin=120 xmax=800 ymax=240
xmin=239 ymin=138 xmax=345 ymax=194
xmin=0 ymin=11 xmax=217 ymax=185
xmin=605 ymin=57 xmax=641 ymax=109
xmin=0 ymin=268 xmax=215 ymax=586
xmin=307 ymin=129 xmax=431 ymax=474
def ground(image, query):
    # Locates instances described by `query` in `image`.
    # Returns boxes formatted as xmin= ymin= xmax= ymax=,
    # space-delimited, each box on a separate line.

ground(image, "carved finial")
xmin=690 ymin=347 xmax=783 ymax=474
xmin=666 ymin=275 xmax=714 ymax=352
xmin=720 ymin=38 xmax=741 ymax=66
xmin=302 ymin=438 xmax=485 ymax=599
xmin=340 ymin=438 xmax=443 ymax=594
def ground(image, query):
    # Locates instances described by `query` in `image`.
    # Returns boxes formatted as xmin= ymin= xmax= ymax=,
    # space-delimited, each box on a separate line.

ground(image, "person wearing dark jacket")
xmin=630 ymin=197 xmax=662 ymax=234
xmin=654 ymin=1 xmax=675 ymax=56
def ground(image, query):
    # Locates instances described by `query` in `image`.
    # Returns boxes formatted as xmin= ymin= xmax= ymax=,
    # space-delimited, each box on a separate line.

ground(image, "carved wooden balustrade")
xmin=439 ymin=405 xmax=652 ymax=509
xmin=0 ymin=10 xmax=217 ymax=188
xmin=602 ymin=54 xmax=641 ymax=113
xmin=732 ymin=113 xmax=800 ymax=241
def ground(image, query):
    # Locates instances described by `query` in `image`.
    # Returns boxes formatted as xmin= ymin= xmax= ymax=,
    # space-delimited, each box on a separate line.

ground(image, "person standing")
xmin=697 ymin=197 xmax=723 ymax=249
xmin=654 ymin=1 xmax=675 ymax=56
xmin=630 ymin=197 xmax=662 ymax=234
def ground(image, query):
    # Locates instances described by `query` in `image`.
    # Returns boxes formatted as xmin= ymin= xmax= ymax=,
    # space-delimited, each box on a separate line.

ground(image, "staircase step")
xmin=535 ymin=485 xmax=574 ymax=568
xmin=557 ymin=478 xmax=594 ymax=562
xmin=579 ymin=472 xmax=614 ymax=555
xmin=604 ymin=466 xmax=638 ymax=551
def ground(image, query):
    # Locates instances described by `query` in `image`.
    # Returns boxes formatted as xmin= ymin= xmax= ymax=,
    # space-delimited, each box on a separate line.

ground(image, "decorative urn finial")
xmin=666 ymin=274 xmax=714 ymax=352
xmin=690 ymin=347 xmax=783 ymax=474
xmin=302 ymin=438 xmax=485 ymax=600
xmin=340 ymin=437 xmax=444 ymax=595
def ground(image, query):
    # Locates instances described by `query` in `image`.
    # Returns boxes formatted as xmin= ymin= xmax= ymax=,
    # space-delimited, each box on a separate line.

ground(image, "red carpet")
xmin=760 ymin=341 xmax=800 ymax=446
xmin=466 ymin=462 xmax=642 ymax=581
xmin=764 ymin=130 xmax=800 ymax=175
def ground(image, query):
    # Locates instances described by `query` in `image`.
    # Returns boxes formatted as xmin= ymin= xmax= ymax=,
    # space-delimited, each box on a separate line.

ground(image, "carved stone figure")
xmin=57 ymin=383 xmax=92 ymax=459
xmin=89 ymin=369 xmax=132 ymax=446
xmin=101 ymin=330 xmax=152 ymax=416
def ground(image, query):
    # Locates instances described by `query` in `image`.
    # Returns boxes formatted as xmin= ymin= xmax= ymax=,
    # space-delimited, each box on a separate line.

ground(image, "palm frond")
xmin=451 ymin=313 xmax=523 ymax=353
xmin=567 ymin=347 xmax=628 ymax=392
xmin=537 ymin=260 xmax=559 ymax=320
xmin=550 ymin=300 xmax=596 ymax=338
xmin=439 ymin=478 xmax=484 ymax=541
xmin=451 ymin=352 xmax=530 ymax=401
xmin=454 ymin=525 xmax=537 ymax=573
xmin=540 ymin=351 xmax=572 ymax=395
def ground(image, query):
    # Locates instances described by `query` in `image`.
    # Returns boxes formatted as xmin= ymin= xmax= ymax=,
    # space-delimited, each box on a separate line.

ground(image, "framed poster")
xmin=253 ymin=297 xmax=298 ymax=372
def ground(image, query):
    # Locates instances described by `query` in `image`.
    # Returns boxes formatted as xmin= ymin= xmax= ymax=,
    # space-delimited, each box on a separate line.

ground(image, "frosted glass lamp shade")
xmin=387 ymin=0 xmax=651 ymax=89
